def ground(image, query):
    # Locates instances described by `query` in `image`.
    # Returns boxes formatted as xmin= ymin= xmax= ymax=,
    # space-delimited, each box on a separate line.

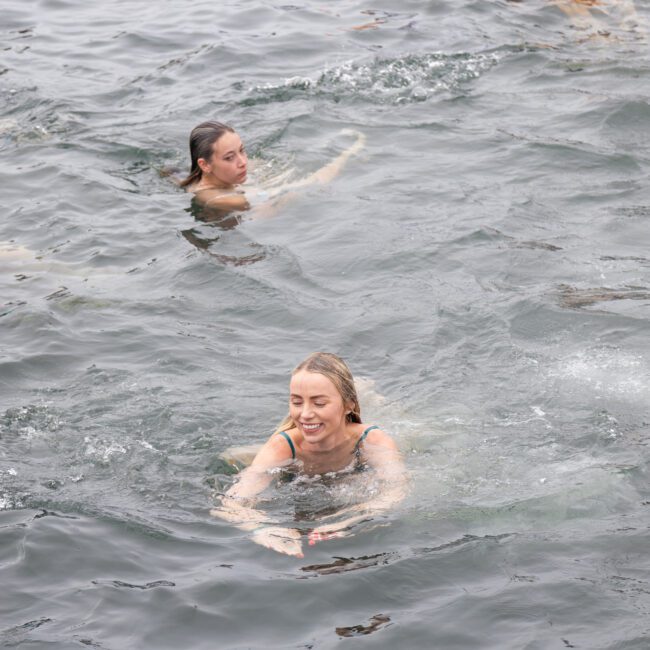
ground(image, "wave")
xmin=240 ymin=49 xmax=507 ymax=107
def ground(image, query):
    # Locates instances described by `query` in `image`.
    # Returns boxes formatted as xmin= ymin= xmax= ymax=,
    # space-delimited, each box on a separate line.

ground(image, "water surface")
xmin=1 ymin=1 xmax=650 ymax=648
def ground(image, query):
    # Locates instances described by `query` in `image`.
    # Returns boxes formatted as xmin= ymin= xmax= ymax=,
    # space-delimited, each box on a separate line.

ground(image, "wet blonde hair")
xmin=273 ymin=352 xmax=362 ymax=435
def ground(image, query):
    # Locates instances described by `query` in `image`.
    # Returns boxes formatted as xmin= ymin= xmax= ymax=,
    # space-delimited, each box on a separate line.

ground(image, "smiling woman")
xmin=211 ymin=352 xmax=407 ymax=557
xmin=180 ymin=120 xmax=366 ymax=216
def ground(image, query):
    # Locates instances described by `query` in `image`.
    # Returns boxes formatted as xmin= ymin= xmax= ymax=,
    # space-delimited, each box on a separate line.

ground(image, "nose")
xmin=237 ymin=152 xmax=247 ymax=168
xmin=300 ymin=404 xmax=315 ymax=420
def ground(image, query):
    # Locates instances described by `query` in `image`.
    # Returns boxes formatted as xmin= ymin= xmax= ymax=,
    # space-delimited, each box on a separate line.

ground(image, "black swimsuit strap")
xmin=277 ymin=431 xmax=296 ymax=460
xmin=354 ymin=425 xmax=380 ymax=452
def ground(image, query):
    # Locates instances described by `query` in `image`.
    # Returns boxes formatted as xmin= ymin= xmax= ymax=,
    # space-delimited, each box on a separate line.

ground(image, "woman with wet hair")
xmin=180 ymin=121 xmax=250 ymax=211
xmin=181 ymin=121 xmax=366 ymax=213
xmin=211 ymin=352 xmax=406 ymax=557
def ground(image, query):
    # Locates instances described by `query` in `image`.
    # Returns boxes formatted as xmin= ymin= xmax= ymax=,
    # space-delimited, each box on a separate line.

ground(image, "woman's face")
xmin=200 ymin=131 xmax=247 ymax=187
xmin=289 ymin=370 xmax=350 ymax=445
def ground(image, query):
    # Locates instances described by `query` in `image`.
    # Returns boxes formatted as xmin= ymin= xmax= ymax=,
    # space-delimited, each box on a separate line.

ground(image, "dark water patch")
xmin=615 ymin=205 xmax=650 ymax=218
xmin=335 ymin=612 xmax=391 ymax=637
xmin=600 ymin=255 xmax=649 ymax=263
xmin=92 ymin=579 xmax=176 ymax=590
xmin=555 ymin=284 xmax=650 ymax=310
xmin=300 ymin=551 xmax=397 ymax=577
xmin=0 ymin=618 xmax=54 ymax=646
xmin=0 ymin=299 xmax=27 ymax=318
xmin=181 ymin=226 xmax=269 ymax=267
xmin=415 ymin=532 xmax=515 ymax=556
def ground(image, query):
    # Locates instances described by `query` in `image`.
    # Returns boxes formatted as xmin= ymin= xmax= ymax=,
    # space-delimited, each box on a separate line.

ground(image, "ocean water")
xmin=1 ymin=1 xmax=650 ymax=648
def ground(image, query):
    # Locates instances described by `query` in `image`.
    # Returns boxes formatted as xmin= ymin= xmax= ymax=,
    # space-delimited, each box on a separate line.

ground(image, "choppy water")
xmin=2 ymin=1 xmax=650 ymax=648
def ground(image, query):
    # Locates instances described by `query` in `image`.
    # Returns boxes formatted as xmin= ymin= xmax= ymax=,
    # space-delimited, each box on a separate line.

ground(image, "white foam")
xmin=249 ymin=50 xmax=503 ymax=105
xmin=553 ymin=348 xmax=650 ymax=402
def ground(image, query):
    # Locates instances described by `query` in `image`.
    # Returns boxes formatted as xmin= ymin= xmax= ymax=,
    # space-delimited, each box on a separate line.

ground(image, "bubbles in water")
xmin=0 ymin=492 xmax=25 ymax=511
xmin=1 ymin=404 xmax=60 ymax=439
xmin=83 ymin=436 xmax=127 ymax=463
xmin=245 ymin=50 xmax=503 ymax=106
xmin=553 ymin=347 xmax=650 ymax=403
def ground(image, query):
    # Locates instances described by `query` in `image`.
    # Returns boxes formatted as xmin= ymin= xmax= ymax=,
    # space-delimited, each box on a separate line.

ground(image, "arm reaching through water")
xmin=267 ymin=129 xmax=366 ymax=194
xmin=210 ymin=434 xmax=305 ymax=557
xmin=244 ymin=129 xmax=366 ymax=219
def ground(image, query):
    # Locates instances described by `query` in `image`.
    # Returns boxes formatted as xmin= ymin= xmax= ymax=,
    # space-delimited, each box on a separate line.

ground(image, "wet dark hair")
xmin=179 ymin=121 xmax=235 ymax=188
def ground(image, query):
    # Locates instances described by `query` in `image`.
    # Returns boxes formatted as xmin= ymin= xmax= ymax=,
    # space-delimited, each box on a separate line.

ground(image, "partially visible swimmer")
xmin=210 ymin=352 xmax=407 ymax=558
xmin=507 ymin=0 xmax=645 ymax=42
xmin=180 ymin=121 xmax=366 ymax=216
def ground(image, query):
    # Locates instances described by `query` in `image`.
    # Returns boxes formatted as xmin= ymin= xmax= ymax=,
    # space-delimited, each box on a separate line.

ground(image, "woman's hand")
xmin=339 ymin=128 xmax=366 ymax=155
xmin=252 ymin=526 xmax=304 ymax=558
xmin=307 ymin=514 xmax=368 ymax=546
xmin=210 ymin=504 xmax=271 ymax=531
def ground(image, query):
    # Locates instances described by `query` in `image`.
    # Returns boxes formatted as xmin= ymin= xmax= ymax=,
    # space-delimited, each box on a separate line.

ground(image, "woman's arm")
xmin=266 ymin=129 xmax=366 ymax=195
xmin=243 ymin=130 xmax=365 ymax=221
xmin=210 ymin=434 xmax=305 ymax=557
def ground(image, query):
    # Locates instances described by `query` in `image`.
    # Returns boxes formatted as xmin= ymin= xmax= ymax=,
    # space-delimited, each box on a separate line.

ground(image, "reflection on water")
xmin=181 ymin=199 xmax=267 ymax=266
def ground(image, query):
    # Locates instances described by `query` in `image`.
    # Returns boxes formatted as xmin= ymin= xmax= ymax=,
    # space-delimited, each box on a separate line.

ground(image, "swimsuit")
xmin=277 ymin=425 xmax=380 ymax=461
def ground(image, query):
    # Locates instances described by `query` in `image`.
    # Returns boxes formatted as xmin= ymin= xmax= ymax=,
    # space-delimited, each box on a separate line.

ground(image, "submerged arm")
xmin=245 ymin=129 xmax=366 ymax=220
xmin=211 ymin=467 xmax=274 ymax=531
xmin=197 ymin=189 xmax=250 ymax=211
xmin=267 ymin=129 xmax=366 ymax=195
xmin=210 ymin=434 xmax=304 ymax=557
xmin=210 ymin=434 xmax=287 ymax=527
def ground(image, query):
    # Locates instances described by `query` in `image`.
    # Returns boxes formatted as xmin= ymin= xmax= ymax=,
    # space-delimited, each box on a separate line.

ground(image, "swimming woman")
xmin=180 ymin=121 xmax=366 ymax=214
xmin=211 ymin=352 xmax=406 ymax=557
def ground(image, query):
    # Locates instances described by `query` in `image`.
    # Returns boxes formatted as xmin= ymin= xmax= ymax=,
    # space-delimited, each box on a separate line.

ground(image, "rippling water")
xmin=2 ymin=1 xmax=650 ymax=648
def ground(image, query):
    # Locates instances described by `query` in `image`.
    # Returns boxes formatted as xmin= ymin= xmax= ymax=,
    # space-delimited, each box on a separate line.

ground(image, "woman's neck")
xmin=195 ymin=173 xmax=234 ymax=191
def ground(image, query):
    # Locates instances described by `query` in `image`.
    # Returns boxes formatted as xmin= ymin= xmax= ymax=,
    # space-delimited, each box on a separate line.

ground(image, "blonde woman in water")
xmin=180 ymin=121 xmax=365 ymax=214
xmin=211 ymin=352 xmax=407 ymax=557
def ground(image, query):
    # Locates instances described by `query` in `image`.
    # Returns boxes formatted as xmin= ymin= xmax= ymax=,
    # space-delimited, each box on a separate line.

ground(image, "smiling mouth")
xmin=301 ymin=423 xmax=322 ymax=433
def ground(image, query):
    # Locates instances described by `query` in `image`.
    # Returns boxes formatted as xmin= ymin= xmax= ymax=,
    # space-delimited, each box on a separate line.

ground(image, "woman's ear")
xmin=197 ymin=157 xmax=211 ymax=173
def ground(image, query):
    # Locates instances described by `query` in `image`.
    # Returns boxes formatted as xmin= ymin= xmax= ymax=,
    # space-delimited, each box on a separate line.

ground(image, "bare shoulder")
xmin=360 ymin=426 xmax=403 ymax=475
xmin=364 ymin=426 xmax=398 ymax=450
xmin=250 ymin=430 xmax=295 ymax=469
xmin=194 ymin=188 xmax=250 ymax=211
